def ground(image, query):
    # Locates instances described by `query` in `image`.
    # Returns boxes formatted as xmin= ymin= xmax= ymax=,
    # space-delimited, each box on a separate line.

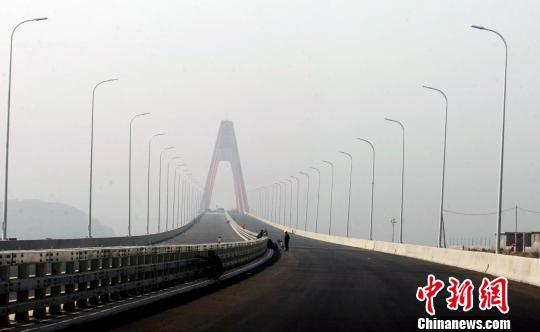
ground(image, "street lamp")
xmin=3 ymin=17 xmax=48 ymax=240
xmin=172 ymin=166 xmax=182 ymax=228
xmin=471 ymin=25 xmax=508 ymax=255
xmin=270 ymin=184 xmax=275 ymax=222
xmin=158 ymin=146 xmax=174 ymax=232
xmin=266 ymin=185 xmax=272 ymax=220
xmin=179 ymin=170 xmax=190 ymax=227
xmin=390 ymin=218 xmax=397 ymax=243
xmin=128 ymin=112 xmax=150 ymax=236
xmin=184 ymin=172 xmax=192 ymax=223
xmin=275 ymin=182 xmax=282 ymax=225
xmin=180 ymin=173 xmax=190 ymax=226
xmin=166 ymin=156 xmax=182 ymax=230
xmin=88 ymin=78 xmax=118 ymax=238
xmin=356 ymin=138 xmax=376 ymax=240
xmin=310 ymin=167 xmax=321 ymax=233
xmin=257 ymin=188 xmax=262 ymax=216
xmin=285 ymin=179 xmax=293 ymax=227
xmin=385 ymin=118 xmax=405 ymax=243
xmin=339 ymin=151 xmax=353 ymax=237
xmin=299 ymin=171 xmax=310 ymax=231
xmin=322 ymin=160 xmax=335 ymax=235
xmin=146 ymin=133 xmax=166 ymax=234
xmin=280 ymin=181 xmax=288 ymax=226
xmin=422 ymin=85 xmax=448 ymax=248
xmin=291 ymin=176 xmax=300 ymax=229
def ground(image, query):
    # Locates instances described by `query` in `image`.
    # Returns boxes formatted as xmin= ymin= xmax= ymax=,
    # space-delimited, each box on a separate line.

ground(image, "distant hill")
xmin=2 ymin=199 xmax=115 ymax=240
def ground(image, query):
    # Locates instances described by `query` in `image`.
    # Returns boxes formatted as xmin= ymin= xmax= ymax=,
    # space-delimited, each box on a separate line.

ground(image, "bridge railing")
xmin=0 ymin=238 xmax=268 ymax=324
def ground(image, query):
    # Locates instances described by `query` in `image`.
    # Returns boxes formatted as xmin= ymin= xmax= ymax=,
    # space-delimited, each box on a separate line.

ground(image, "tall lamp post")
xmin=299 ymin=171 xmax=310 ymax=231
xmin=276 ymin=183 xmax=282 ymax=225
xmin=183 ymin=172 xmax=192 ymax=224
xmin=309 ymin=167 xmax=321 ymax=233
xmin=166 ymin=157 xmax=182 ymax=230
xmin=146 ymin=133 xmax=166 ymax=234
xmin=270 ymin=184 xmax=275 ymax=222
xmin=3 ymin=17 xmax=48 ymax=240
xmin=422 ymin=85 xmax=448 ymax=248
xmin=285 ymin=179 xmax=293 ymax=227
xmin=179 ymin=171 xmax=187 ymax=226
xmin=128 ymin=112 xmax=150 ymax=236
xmin=291 ymin=176 xmax=300 ymax=229
xmin=356 ymin=138 xmax=376 ymax=240
xmin=471 ymin=25 xmax=508 ymax=255
xmin=322 ymin=160 xmax=335 ymax=235
xmin=339 ymin=151 xmax=353 ymax=237
xmin=390 ymin=218 xmax=397 ymax=243
xmin=88 ymin=78 xmax=118 ymax=238
xmin=172 ymin=166 xmax=182 ymax=228
xmin=158 ymin=146 xmax=174 ymax=232
xmin=385 ymin=118 xmax=405 ymax=243
xmin=280 ymin=181 xmax=288 ymax=226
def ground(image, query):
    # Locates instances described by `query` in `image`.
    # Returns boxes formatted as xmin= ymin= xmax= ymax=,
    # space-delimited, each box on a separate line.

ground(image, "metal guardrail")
xmin=225 ymin=211 xmax=258 ymax=241
xmin=0 ymin=238 xmax=268 ymax=325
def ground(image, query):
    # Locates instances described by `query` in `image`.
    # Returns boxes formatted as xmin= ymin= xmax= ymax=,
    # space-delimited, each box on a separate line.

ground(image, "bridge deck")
xmin=160 ymin=212 xmax=242 ymax=245
xmin=102 ymin=213 xmax=540 ymax=331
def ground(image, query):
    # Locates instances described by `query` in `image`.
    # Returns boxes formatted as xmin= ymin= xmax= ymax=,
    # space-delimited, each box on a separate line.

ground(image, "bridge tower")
xmin=202 ymin=121 xmax=249 ymax=213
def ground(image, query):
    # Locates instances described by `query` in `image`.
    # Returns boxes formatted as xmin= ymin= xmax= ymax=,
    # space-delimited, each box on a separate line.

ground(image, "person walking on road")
xmin=284 ymin=231 xmax=290 ymax=251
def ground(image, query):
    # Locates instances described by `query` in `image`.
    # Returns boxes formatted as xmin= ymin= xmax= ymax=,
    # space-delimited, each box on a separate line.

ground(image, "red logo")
xmin=446 ymin=277 xmax=474 ymax=312
xmin=416 ymin=275 xmax=509 ymax=315
xmin=478 ymin=277 xmax=509 ymax=314
xmin=416 ymin=274 xmax=445 ymax=316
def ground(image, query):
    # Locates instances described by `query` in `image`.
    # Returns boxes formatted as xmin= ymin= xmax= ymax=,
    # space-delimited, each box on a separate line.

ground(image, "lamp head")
xmin=35 ymin=17 xmax=48 ymax=21
xmin=471 ymin=25 xmax=485 ymax=30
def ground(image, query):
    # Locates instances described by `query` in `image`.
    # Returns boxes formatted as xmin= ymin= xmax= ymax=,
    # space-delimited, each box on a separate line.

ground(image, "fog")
xmin=1 ymin=1 xmax=540 ymax=245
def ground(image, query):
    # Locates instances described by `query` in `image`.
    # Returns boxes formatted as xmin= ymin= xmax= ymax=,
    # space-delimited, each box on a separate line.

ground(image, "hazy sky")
xmin=2 ymin=1 xmax=540 ymax=244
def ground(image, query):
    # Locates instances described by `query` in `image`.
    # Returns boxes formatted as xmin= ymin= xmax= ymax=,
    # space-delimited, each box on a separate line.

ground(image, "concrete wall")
xmin=249 ymin=213 xmax=540 ymax=288
xmin=0 ymin=214 xmax=202 ymax=251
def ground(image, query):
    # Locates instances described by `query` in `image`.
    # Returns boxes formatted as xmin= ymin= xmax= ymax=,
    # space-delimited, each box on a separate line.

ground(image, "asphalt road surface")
xmin=100 ymin=213 xmax=540 ymax=332
xmin=161 ymin=212 xmax=242 ymax=244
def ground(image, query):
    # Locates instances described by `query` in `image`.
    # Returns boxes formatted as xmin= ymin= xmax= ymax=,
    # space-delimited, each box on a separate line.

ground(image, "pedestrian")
xmin=197 ymin=250 xmax=223 ymax=280
xmin=284 ymin=231 xmax=290 ymax=251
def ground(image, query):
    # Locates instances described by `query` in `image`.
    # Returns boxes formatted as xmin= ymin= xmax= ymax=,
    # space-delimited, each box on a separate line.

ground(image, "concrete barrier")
xmin=0 ymin=214 xmax=203 ymax=251
xmin=248 ymin=213 xmax=540 ymax=288
xmin=225 ymin=211 xmax=257 ymax=241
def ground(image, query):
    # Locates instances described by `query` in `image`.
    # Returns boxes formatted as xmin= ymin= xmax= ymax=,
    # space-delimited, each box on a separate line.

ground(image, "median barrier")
xmin=0 ymin=237 xmax=268 ymax=325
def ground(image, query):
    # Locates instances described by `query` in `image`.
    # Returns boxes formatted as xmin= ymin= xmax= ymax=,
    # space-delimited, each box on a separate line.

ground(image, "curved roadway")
xmin=104 ymin=213 xmax=540 ymax=332
xmin=161 ymin=212 xmax=242 ymax=244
